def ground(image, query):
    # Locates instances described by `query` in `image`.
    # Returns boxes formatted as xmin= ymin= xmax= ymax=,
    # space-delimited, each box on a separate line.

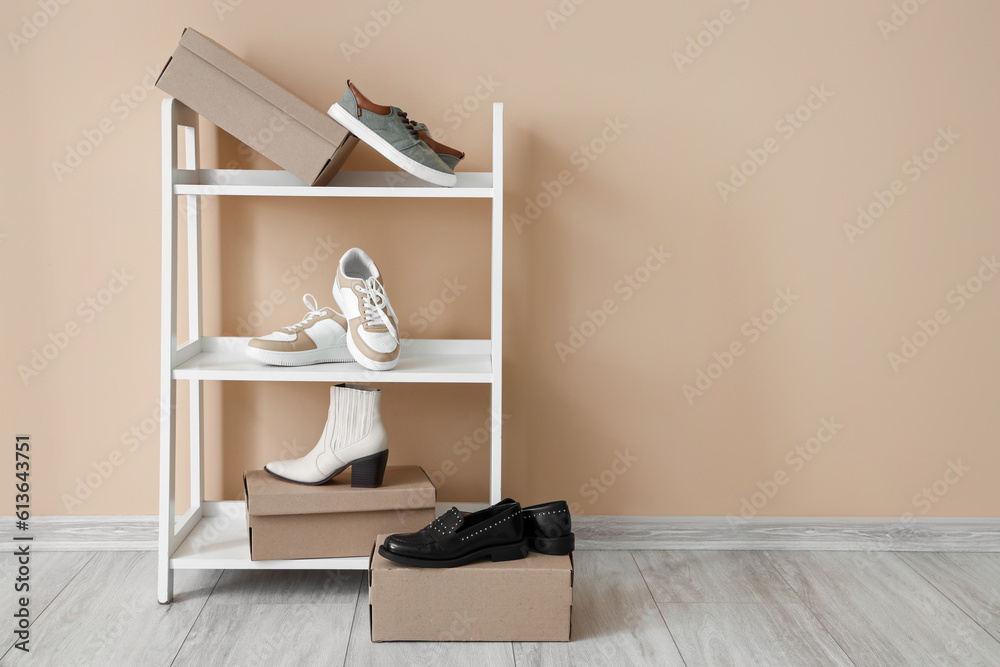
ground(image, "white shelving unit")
xmin=158 ymin=98 xmax=503 ymax=603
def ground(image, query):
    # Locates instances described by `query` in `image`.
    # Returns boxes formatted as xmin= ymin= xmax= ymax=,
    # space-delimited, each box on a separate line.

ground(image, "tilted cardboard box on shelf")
xmin=243 ymin=467 xmax=436 ymax=560
xmin=369 ymin=534 xmax=573 ymax=642
xmin=156 ymin=27 xmax=358 ymax=185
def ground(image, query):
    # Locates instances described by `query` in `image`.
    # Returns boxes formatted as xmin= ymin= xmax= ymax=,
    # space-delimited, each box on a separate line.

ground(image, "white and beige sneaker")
xmin=332 ymin=248 xmax=400 ymax=371
xmin=246 ymin=294 xmax=352 ymax=366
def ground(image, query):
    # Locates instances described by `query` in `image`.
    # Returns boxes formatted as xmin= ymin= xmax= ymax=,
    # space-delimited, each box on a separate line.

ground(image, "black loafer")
xmin=522 ymin=501 xmax=574 ymax=555
xmin=379 ymin=501 xmax=527 ymax=568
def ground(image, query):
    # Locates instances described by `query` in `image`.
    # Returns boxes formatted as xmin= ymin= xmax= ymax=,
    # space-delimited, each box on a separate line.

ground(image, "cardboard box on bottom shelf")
xmin=369 ymin=534 xmax=573 ymax=642
xmin=156 ymin=27 xmax=358 ymax=186
xmin=244 ymin=467 xmax=435 ymax=561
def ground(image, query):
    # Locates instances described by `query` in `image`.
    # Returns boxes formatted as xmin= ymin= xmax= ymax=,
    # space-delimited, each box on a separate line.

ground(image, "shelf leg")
xmin=489 ymin=103 xmax=504 ymax=505
xmin=159 ymin=99 xmax=194 ymax=603
xmin=184 ymin=123 xmax=205 ymax=514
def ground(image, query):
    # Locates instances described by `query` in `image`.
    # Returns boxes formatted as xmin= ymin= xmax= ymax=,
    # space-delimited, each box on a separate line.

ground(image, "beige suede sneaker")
xmin=246 ymin=294 xmax=352 ymax=366
xmin=332 ymin=248 xmax=400 ymax=371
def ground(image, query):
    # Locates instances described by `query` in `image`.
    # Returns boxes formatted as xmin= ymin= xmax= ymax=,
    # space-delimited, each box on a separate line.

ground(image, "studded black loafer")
xmin=379 ymin=501 xmax=527 ymax=568
xmin=522 ymin=500 xmax=575 ymax=555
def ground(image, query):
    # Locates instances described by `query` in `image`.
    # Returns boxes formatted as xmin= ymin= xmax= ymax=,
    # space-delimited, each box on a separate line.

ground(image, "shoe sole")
xmin=264 ymin=449 xmax=388 ymax=488
xmin=246 ymin=342 xmax=353 ymax=367
xmin=528 ymin=533 xmax=575 ymax=555
xmin=346 ymin=329 xmax=399 ymax=371
xmin=377 ymin=539 xmax=529 ymax=568
xmin=328 ymin=103 xmax=457 ymax=188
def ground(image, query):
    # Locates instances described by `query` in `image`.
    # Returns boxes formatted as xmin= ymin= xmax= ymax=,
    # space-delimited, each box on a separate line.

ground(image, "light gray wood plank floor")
xmin=898 ymin=552 xmax=1000 ymax=643
xmin=0 ymin=551 xmax=95 ymax=655
xmin=513 ymin=551 xmax=686 ymax=667
xmin=766 ymin=550 xmax=1000 ymax=666
xmin=0 ymin=552 xmax=219 ymax=666
xmin=2 ymin=549 xmax=998 ymax=666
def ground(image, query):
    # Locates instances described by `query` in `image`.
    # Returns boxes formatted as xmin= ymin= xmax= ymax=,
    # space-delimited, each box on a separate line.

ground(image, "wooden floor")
xmin=2 ymin=550 xmax=1000 ymax=666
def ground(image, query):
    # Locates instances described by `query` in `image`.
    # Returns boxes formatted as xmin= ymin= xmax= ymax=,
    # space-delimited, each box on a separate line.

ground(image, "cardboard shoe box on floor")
xmin=156 ymin=27 xmax=358 ymax=185
xmin=369 ymin=535 xmax=573 ymax=642
xmin=244 ymin=467 xmax=435 ymax=560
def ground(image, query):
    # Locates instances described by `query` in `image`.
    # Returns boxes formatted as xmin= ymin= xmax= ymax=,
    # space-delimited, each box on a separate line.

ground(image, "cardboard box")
xmin=244 ymin=467 xmax=435 ymax=560
xmin=156 ymin=27 xmax=358 ymax=185
xmin=369 ymin=535 xmax=573 ymax=642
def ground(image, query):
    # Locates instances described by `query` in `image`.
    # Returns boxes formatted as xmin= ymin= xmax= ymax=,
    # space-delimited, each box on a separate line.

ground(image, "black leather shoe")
xmin=522 ymin=501 xmax=574 ymax=555
xmin=379 ymin=501 xmax=527 ymax=568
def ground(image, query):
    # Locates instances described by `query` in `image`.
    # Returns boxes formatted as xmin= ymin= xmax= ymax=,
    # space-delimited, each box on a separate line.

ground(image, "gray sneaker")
xmin=408 ymin=121 xmax=465 ymax=173
xmin=328 ymin=81 xmax=456 ymax=187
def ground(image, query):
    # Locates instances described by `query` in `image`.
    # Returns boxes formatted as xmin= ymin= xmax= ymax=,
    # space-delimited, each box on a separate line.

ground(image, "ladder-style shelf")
xmin=158 ymin=98 xmax=504 ymax=603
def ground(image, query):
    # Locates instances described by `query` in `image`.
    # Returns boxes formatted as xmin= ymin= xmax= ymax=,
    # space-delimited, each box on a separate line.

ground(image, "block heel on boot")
xmin=529 ymin=533 xmax=575 ymax=555
xmin=350 ymin=449 xmax=389 ymax=488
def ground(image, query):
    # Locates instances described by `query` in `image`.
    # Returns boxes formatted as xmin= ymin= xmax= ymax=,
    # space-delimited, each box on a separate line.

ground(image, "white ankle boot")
xmin=264 ymin=384 xmax=388 ymax=487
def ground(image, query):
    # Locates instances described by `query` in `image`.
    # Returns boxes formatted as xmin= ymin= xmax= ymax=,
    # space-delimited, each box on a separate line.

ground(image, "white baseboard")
xmin=575 ymin=515 xmax=1000 ymax=551
xmin=2 ymin=515 xmax=157 ymax=551
xmin=3 ymin=515 xmax=999 ymax=552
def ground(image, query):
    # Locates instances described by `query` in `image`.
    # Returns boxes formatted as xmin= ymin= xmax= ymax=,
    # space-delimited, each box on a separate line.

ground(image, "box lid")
xmin=369 ymin=535 xmax=574 ymax=577
xmin=175 ymin=28 xmax=350 ymax=146
xmin=245 ymin=466 xmax=436 ymax=516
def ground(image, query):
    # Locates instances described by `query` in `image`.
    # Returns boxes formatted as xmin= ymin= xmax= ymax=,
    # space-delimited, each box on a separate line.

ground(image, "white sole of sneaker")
xmin=245 ymin=344 xmax=354 ymax=367
xmin=346 ymin=332 xmax=399 ymax=372
xmin=328 ymin=103 xmax=457 ymax=188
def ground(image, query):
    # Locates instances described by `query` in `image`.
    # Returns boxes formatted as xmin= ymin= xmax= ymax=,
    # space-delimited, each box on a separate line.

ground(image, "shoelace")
xmin=281 ymin=294 xmax=329 ymax=333
xmin=396 ymin=110 xmax=419 ymax=139
xmin=359 ymin=276 xmax=398 ymax=341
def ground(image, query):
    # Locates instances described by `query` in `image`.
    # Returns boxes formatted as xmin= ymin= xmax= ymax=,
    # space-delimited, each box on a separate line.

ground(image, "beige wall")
xmin=4 ymin=0 xmax=999 ymax=518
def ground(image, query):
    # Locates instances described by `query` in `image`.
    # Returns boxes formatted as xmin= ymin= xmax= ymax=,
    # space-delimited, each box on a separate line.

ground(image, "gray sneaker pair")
xmin=328 ymin=81 xmax=464 ymax=187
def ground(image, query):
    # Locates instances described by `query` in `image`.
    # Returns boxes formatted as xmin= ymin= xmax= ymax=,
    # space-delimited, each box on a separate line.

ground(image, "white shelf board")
xmin=169 ymin=502 xmax=368 ymax=570
xmin=173 ymin=337 xmax=493 ymax=383
xmin=173 ymin=169 xmax=493 ymax=198
xmin=169 ymin=502 xmax=490 ymax=570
